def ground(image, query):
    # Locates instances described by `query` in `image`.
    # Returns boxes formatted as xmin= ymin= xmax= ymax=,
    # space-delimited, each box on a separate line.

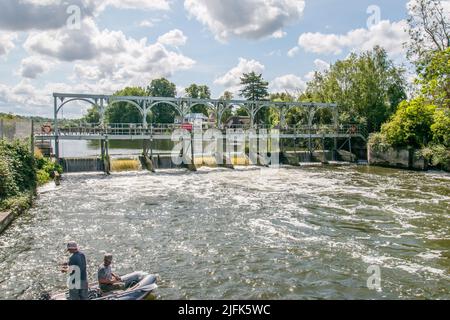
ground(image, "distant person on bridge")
xmin=98 ymin=253 xmax=126 ymax=293
xmin=60 ymin=241 xmax=89 ymax=300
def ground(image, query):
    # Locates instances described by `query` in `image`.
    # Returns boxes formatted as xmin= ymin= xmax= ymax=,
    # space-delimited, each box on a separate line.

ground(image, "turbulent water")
xmin=0 ymin=166 xmax=449 ymax=300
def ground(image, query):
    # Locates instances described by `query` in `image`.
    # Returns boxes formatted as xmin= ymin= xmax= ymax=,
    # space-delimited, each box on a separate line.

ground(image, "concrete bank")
xmin=0 ymin=193 xmax=33 ymax=235
xmin=368 ymin=146 xmax=428 ymax=171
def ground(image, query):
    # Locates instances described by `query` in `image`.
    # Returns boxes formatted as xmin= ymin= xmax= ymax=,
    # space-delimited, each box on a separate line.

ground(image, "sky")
xmin=0 ymin=0 xmax=447 ymax=118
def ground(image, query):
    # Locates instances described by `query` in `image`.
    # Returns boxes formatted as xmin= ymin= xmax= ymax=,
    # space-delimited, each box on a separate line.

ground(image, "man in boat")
xmin=97 ymin=253 xmax=126 ymax=293
xmin=61 ymin=241 xmax=89 ymax=300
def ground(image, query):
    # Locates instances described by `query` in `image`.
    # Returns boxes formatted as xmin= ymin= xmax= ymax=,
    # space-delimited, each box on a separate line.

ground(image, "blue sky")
xmin=0 ymin=0 xmax=430 ymax=118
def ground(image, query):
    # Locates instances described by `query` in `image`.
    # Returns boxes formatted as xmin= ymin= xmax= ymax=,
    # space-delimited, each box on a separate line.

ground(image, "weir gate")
xmin=34 ymin=93 xmax=368 ymax=172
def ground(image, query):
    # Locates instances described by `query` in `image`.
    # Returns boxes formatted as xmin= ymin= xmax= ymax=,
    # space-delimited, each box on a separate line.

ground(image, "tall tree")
xmin=239 ymin=72 xmax=269 ymax=124
xmin=406 ymin=0 xmax=450 ymax=64
xmin=305 ymin=46 xmax=407 ymax=133
xmin=185 ymin=84 xmax=211 ymax=116
xmin=239 ymin=72 xmax=269 ymax=101
xmin=147 ymin=78 xmax=177 ymax=123
xmin=416 ymin=47 xmax=450 ymax=107
xmin=105 ymin=87 xmax=147 ymax=124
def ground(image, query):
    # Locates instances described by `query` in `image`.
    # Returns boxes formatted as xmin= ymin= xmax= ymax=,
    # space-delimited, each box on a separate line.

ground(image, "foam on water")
xmin=0 ymin=166 xmax=449 ymax=299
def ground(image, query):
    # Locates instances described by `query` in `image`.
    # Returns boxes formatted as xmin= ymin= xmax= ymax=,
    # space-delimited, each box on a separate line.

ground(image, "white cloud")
xmin=23 ymin=18 xmax=195 ymax=83
xmin=214 ymin=58 xmax=265 ymax=94
xmin=184 ymin=0 xmax=305 ymax=41
xmin=139 ymin=20 xmax=154 ymax=28
xmin=0 ymin=0 xmax=170 ymax=31
xmin=157 ymin=29 xmax=188 ymax=47
xmin=269 ymin=74 xmax=306 ymax=93
xmin=313 ymin=59 xmax=330 ymax=72
xmin=287 ymin=46 xmax=299 ymax=57
xmin=304 ymin=59 xmax=331 ymax=81
xmin=271 ymin=30 xmax=287 ymax=39
xmin=298 ymin=20 xmax=409 ymax=57
xmin=0 ymin=32 xmax=16 ymax=56
xmin=18 ymin=56 xmax=54 ymax=79
xmin=98 ymin=0 xmax=170 ymax=11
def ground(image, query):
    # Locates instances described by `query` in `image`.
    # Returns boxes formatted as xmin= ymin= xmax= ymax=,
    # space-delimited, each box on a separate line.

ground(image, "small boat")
xmin=41 ymin=271 xmax=158 ymax=300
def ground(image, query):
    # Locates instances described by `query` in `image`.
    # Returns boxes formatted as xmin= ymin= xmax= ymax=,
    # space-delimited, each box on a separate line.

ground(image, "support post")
xmin=30 ymin=120 xmax=34 ymax=154
xmin=349 ymin=136 xmax=353 ymax=162
xmin=54 ymin=97 xmax=60 ymax=160
xmin=0 ymin=118 xmax=3 ymax=140
xmin=104 ymin=137 xmax=110 ymax=175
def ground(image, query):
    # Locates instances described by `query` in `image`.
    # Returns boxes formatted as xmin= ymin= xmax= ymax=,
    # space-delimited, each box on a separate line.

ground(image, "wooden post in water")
xmin=349 ymin=136 xmax=353 ymax=162
xmin=104 ymin=137 xmax=110 ymax=175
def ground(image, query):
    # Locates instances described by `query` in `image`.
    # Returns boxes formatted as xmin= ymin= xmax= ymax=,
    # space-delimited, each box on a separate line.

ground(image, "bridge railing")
xmin=34 ymin=122 xmax=367 ymax=138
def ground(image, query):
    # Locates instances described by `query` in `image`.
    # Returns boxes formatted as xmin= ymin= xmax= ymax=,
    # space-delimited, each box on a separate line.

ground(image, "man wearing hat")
xmin=98 ymin=254 xmax=126 ymax=293
xmin=61 ymin=241 xmax=89 ymax=300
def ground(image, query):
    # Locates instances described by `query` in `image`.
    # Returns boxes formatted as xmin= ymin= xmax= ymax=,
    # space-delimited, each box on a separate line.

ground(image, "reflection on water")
xmin=50 ymin=140 xmax=175 ymax=157
xmin=0 ymin=166 xmax=449 ymax=299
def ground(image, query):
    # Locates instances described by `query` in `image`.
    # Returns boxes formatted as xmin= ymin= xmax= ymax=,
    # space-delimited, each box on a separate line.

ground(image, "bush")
xmin=420 ymin=144 xmax=450 ymax=171
xmin=34 ymin=149 xmax=63 ymax=185
xmin=0 ymin=140 xmax=36 ymax=201
xmin=381 ymin=98 xmax=436 ymax=148
xmin=368 ymin=132 xmax=392 ymax=152
xmin=431 ymin=109 xmax=450 ymax=147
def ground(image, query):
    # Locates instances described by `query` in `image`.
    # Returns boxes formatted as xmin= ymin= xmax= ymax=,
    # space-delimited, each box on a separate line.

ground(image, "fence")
xmin=0 ymin=119 xmax=35 ymax=153
xmin=0 ymin=119 xmax=34 ymax=142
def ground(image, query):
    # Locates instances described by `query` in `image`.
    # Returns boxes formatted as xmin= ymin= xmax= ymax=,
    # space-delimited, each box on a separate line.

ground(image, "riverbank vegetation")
xmin=0 ymin=140 xmax=62 ymax=211
xmin=369 ymin=0 xmax=449 ymax=171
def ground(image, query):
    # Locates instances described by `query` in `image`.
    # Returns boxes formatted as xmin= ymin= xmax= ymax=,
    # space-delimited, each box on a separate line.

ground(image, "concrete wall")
xmin=368 ymin=146 xmax=427 ymax=170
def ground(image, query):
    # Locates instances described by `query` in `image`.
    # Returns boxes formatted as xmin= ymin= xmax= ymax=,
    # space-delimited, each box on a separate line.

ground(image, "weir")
xmin=33 ymin=93 xmax=368 ymax=173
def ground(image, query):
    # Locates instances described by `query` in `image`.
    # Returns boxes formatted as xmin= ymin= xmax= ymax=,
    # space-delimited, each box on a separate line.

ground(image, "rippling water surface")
xmin=0 ymin=166 xmax=449 ymax=299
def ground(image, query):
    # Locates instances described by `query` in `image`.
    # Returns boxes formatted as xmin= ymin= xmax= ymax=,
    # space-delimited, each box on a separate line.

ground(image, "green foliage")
xmin=147 ymin=78 xmax=177 ymax=123
xmin=185 ymin=84 xmax=211 ymax=116
xmin=106 ymin=87 xmax=147 ymax=124
xmin=239 ymin=72 xmax=269 ymax=101
xmin=406 ymin=0 xmax=449 ymax=65
xmin=36 ymin=170 xmax=51 ymax=186
xmin=34 ymin=151 xmax=63 ymax=185
xmin=304 ymin=46 xmax=407 ymax=133
xmin=431 ymin=109 xmax=450 ymax=146
xmin=83 ymin=105 xmax=101 ymax=124
xmin=147 ymin=78 xmax=177 ymax=97
xmin=368 ymin=132 xmax=392 ymax=153
xmin=239 ymin=72 xmax=269 ymax=124
xmin=416 ymin=48 xmax=450 ymax=107
xmin=420 ymin=144 xmax=450 ymax=171
xmin=381 ymin=98 xmax=436 ymax=148
xmin=0 ymin=140 xmax=36 ymax=202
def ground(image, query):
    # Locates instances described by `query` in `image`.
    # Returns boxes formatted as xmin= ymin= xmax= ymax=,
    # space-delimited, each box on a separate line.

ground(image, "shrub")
xmin=431 ymin=109 xmax=450 ymax=147
xmin=381 ymin=98 xmax=436 ymax=148
xmin=0 ymin=140 xmax=36 ymax=200
xmin=368 ymin=132 xmax=391 ymax=152
xmin=420 ymin=144 xmax=450 ymax=171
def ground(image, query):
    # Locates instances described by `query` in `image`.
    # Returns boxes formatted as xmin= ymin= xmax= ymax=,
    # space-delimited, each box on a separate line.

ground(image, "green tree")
xmin=381 ymin=98 xmax=436 ymax=148
xmin=185 ymin=84 xmax=211 ymax=116
xmin=239 ymin=72 xmax=269 ymax=101
xmin=416 ymin=47 xmax=450 ymax=107
xmin=82 ymin=105 xmax=101 ymax=124
xmin=431 ymin=109 xmax=450 ymax=146
xmin=406 ymin=0 xmax=449 ymax=65
xmin=147 ymin=78 xmax=177 ymax=123
xmin=239 ymin=72 xmax=269 ymax=124
xmin=305 ymin=46 xmax=407 ymax=132
xmin=105 ymin=87 xmax=147 ymax=124
xmin=220 ymin=91 xmax=234 ymax=101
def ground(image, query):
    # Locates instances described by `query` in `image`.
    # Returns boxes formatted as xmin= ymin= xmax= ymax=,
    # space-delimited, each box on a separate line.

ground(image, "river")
xmin=0 ymin=166 xmax=449 ymax=299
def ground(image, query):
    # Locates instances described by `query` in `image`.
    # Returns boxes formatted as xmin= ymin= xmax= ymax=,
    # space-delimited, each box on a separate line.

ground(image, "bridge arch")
xmin=56 ymin=98 xmax=99 ymax=115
